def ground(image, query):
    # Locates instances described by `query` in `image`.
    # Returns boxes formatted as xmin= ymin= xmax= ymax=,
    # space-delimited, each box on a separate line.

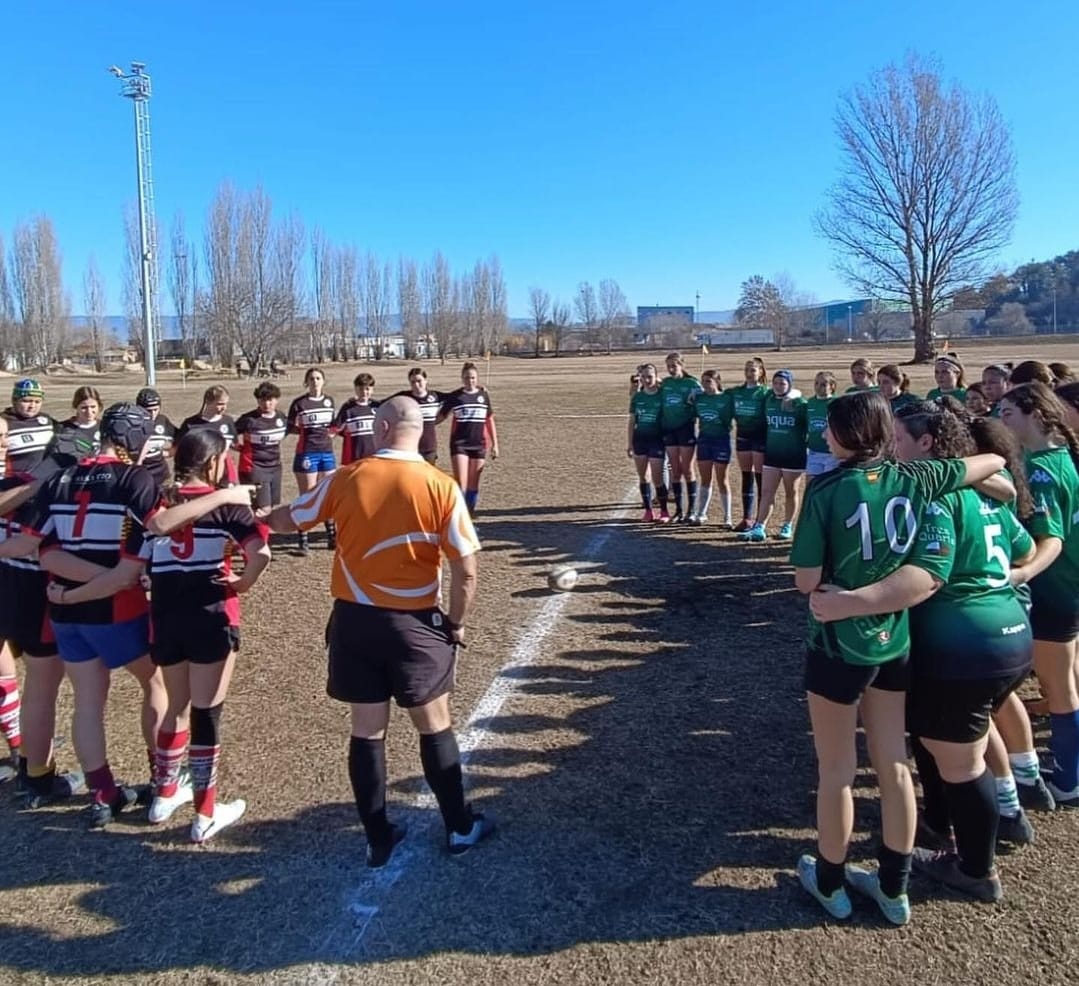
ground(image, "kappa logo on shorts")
xmin=1030 ymin=469 xmax=1053 ymax=484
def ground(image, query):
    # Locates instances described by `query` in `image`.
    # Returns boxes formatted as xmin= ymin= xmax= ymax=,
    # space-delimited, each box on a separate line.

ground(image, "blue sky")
xmin=1 ymin=1 xmax=1075 ymax=318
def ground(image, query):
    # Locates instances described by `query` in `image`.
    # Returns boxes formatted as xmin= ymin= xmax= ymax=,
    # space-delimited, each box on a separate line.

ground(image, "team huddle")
xmin=630 ymin=351 xmax=1079 ymax=921
xmin=0 ymin=362 xmax=499 ymax=843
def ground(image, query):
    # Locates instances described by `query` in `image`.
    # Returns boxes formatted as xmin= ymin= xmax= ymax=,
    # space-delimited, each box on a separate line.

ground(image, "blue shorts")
xmin=662 ymin=424 xmax=696 ymax=448
xmin=52 ymin=616 xmax=150 ymax=670
xmin=293 ymin=450 xmax=337 ymax=474
xmin=632 ymin=435 xmax=665 ymax=459
xmin=696 ymin=436 xmax=732 ymax=463
xmin=735 ymin=435 xmax=766 ymax=455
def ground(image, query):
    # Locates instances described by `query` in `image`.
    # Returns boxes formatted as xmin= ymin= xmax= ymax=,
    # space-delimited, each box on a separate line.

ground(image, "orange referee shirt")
xmin=288 ymin=448 xmax=480 ymax=609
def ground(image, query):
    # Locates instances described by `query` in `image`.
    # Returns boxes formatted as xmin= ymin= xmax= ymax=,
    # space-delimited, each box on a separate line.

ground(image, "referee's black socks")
xmin=420 ymin=728 xmax=471 ymax=835
xmin=348 ymin=736 xmax=392 ymax=845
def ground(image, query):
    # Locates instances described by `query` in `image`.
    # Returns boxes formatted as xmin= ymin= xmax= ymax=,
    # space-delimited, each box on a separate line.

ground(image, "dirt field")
xmin=2 ymin=342 xmax=1078 ymax=986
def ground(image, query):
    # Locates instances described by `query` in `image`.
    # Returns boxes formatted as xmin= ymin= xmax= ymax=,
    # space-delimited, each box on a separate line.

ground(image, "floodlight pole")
xmin=112 ymin=62 xmax=158 ymax=386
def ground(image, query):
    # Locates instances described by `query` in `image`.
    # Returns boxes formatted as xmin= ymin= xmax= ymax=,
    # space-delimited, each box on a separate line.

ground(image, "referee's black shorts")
xmin=325 ymin=600 xmax=457 ymax=708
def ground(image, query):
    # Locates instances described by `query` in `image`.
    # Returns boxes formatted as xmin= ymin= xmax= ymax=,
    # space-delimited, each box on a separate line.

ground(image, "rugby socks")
xmin=995 ymin=775 xmax=1021 ymax=818
xmin=656 ymin=485 xmax=669 ymax=513
xmin=154 ymin=729 xmax=189 ymax=798
xmin=753 ymin=471 xmax=762 ymax=501
xmin=0 ymin=676 xmax=22 ymax=756
xmin=943 ymin=770 xmax=999 ymax=879
xmin=671 ymin=482 xmax=684 ymax=516
xmin=85 ymin=764 xmax=119 ymax=806
xmin=697 ymin=484 xmax=714 ymax=519
xmin=912 ymin=737 xmax=950 ymax=834
xmin=325 ymin=520 xmax=337 ymax=549
xmin=464 ymin=489 xmax=479 ymax=516
xmin=190 ymin=703 xmax=223 ymax=820
xmin=877 ymin=844 xmax=912 ymax=899
xmin=1049 ymin=711 xmax=1079 ymax=791
xmin=1008 ymin=750 xmax=1042 ymax=786
xmin=720 ymin=488 xmax=732 ymax=524
xmin=740 ymin=471 xmax=755 ymax=519
xmin=638 ymin=482 xmax=652 ymax=509
xmin=686 ymin=480 xmax=698 ymax=517
xmin=348 ymin=736 xmax=392 ymax=845
xmin=814 ymin=855 xmax=845 ymax=896
xmin=419 ymin=728 xmax=471 ymax=834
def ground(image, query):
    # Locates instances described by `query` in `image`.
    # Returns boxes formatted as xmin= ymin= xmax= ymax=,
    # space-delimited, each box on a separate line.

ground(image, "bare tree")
xmin=528 ymin=286 xmax=550 ymax=356
xmin=11 ymin=216 xmax=69 ymax=369
xmin=333 ymin=245 xmax=358 ymax=361
xmin=735 ymin=274 xmax=787 ymax=348
xmin=469 ymin=260 xmax=491 ymax=355
xmin=574 ymin=281 xmax=599 ymax=349
xmin=361 ymin=253 xmax=393 ymax=358
xmin=426 ymin=252 xmax=454 ymax=363
xmin=817 ymin=53 xmax=1018 ymax=362
xmin=82 ymin=256 xmax=108 ymax=372
xmin=598 ymin=278 xmax=629 ymax=354
xmin=397 ymin=256 xmax=422 ymax=358
xmin=167 ymin=211 xmax=195 ymax=364
xmin=550 ymin=299 xmax=570 ymax=355
xmin=0 ymin=235 xmax=15 ymax=368
xmin=485 ymin=255 xmax=508 ymax=355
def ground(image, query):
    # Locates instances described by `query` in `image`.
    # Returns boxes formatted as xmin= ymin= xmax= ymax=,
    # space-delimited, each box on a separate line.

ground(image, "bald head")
xmin=375 ymin=395 xmax=423 ymax=451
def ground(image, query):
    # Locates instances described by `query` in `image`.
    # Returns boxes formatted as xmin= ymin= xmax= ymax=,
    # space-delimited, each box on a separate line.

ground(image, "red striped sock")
xmin=0 ymin=676 xmax=20 ymax=754
xmin=155 ymin=730 xmax=189 ymax=797
xmin=190 ymin=744 xmax=220 ymax=818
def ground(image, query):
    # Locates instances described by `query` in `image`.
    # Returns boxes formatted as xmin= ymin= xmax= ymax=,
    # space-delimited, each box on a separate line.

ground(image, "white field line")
xmin=332 ymin=481 xmax=639 ymax=953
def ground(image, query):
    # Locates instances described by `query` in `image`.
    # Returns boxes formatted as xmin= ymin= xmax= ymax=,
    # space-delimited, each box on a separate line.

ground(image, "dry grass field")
xmin=2 ymin=340 xmax=1078 ymax=986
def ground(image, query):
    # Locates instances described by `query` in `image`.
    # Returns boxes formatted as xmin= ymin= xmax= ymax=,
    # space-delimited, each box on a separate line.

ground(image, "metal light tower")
xmin=109 ymin=62 xmax=159 ymax=385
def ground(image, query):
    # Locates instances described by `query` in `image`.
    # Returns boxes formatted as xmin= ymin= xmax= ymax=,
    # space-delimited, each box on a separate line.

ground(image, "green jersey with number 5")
xmin=789 ymin=457 xmax=968 ymax=665
xmin=908 ymin=489 xmax=1033 ymax=678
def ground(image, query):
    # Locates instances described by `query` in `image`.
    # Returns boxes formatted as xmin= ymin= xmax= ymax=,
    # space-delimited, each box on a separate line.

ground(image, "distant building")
xmin=637 ymin=306 xmax=694 ymax=330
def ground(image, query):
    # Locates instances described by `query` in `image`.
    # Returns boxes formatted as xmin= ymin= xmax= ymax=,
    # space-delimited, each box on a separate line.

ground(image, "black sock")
xmin=877 ymin=844 xmax=912 ymax=898
xmin=753 ymin=471 xmax=762 ymax=500
xmin=639 ymin=482 xmax=652 ymax=509
xmin=912 ymin=737 xmax=949 ymax=833
xmin=741 ymin=470 xmax=755 ymax=518
xmin=672 ymin=481 xmax=684 ymax=514
xmin=656 ymin=485 xmax=668 ymax=511
xmin=419 ymin=728 xmax=470 ymax=834
xmin=686 ymin=480 xmax=698 ymax=515
xmin=815 ymin=855 xmax=845 ymax=895
xmin=348 ymin=737 xmax=391 ymax=844
xmin=943 ymin=770 xmax=999 ymax=879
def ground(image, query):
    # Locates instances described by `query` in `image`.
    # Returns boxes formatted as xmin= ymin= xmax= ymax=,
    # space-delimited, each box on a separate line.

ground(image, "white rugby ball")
xmin=548 ymin=564 xmax=579 ymax=592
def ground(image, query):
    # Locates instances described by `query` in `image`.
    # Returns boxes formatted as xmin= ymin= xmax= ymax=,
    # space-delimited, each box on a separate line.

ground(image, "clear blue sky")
xmin=1 ymin=0 xmax=1075 ymax=318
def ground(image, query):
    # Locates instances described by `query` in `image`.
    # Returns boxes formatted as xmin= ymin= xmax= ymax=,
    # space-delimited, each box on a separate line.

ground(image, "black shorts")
xmin=696 ymin=436 xmax=732 ymax=463
xmin=0 ymin=566 xmax=57 ymax=658
xmin=450 ymin=444 xmax=486 ymax=460
xmin=1030 ymin=595 xmax=1079 ymax=644
xmin=764 ymin=450 xmax=807 ymax=471
xmin=632 ymin=435 xmax=665 ymax=459
xmin=907 ymin=671 xmax=1028 ymax=744
xmin=804 ymin=647 xmax=910 ymax=705
xmin=240 ymin=466 xmax=282 ymax=510
xmin=735 ymin=435 xmax=766 ymax=455
xmin=151 ymin=613 xmax=241 ymax=667
xmin=325 ymin=600 xmax=456 ymax=708
xmin=662 ymin=424 xmax=696 ymax=448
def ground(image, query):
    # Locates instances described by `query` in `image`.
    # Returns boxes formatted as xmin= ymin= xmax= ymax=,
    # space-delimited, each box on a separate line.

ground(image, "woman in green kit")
xmin=926 ymin=354 xmax=968 ymax=403
xmin=877 ymin=365 xmax=919 ymax=415
xmin=658 ymin=352 xmax=701 ymax=523
xmin=788 ymin=391 xmax=1011 ymax=925
xmin=739 ymin=370 xmax=806 ymax=542
xmin=691 ymin=370 xmax=734 ymax=526
xmin=730 ymin=357 xmax=769 ymax=531
xmin=804 ymin=371 xmax=838 ymax=482
xmin=627 ymin=364 xmax=668 ymax=523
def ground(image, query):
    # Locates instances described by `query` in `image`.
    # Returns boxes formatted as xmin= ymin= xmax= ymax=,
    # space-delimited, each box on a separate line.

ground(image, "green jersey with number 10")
xmin=789 ymin=457 xmax=968 ymax=666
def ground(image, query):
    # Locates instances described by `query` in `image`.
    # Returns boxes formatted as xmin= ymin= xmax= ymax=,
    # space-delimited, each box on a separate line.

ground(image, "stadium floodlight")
xmin=109 ymin=61 xmax=159 ymax=386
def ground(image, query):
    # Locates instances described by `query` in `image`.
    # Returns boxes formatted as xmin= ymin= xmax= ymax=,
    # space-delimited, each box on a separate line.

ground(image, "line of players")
xmin=629 ymin=351 xmax=1076 ymax=544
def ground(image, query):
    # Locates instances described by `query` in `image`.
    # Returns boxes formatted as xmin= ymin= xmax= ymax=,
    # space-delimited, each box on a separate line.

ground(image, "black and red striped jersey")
xmin=393 ymin=390 xmax=444 ymax=457
xmin=0 ymin=475 xmax=41 ymax=575
xmin=55 ymin=418 xmax=102 ymax=458
xmin=177 ymin=414 xmax=237 ymax=450
xmin=26 ymin=455 xmax=159 ymax=624
xmin=235 ymin=410 xmax=288 ymax=472
xmin=443 ymin=389 xmax=493 ymax=450
xmin=334 ymin=399 xmax=379 ymax=465
xmin=142 ymin=414 xmax=177 ymax=487
xmin=148 ymin=485 xmax=264 ymax=627
xmin=2 ymin=410 xmax=57 ymax=473
xmin=287 ymin=395 xmax=336 ymax=454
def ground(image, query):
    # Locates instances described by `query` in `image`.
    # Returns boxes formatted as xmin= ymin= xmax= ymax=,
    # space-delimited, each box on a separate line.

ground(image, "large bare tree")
xmin=817 ymin=54 xmax=1018 ymax=362
xmin=167 ymin=211 xmax=195 ymax=364
xmin=397 ymin=256 xmax=422 ymax=358
xmin=550 ymin=299 xmax=570 ymax=355
xmin=425 ymin=252 xmax=455 ymax=364
xmin=735 ymin=274 xmax=788 ymax=348
xmin=82 ymin=256 xmax=108 ymax=372
xmin=598 ymin=278 xmax=629 ymax=354
xmin=0 ymin=235 xmax=15 ymax=368
xmin=528 ymin=286 xmax=550 ymax=356
xmin=11 ymin=216 xmax=69 ymax=369
xmin=361 ymin=253 xmax=393 ymax=358
xmin=485 ymin=255 xmax=508 ymax=355
xmin=574 ymin=281 xmax=599 ymax=349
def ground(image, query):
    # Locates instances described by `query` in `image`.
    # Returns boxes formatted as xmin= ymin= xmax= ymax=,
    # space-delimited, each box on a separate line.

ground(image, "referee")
xmin=263 ymin=397 xmax=492 ymax=867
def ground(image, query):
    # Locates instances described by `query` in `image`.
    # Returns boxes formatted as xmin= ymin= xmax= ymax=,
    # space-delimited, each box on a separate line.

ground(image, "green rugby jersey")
xmin=630 ymin=388 xmax=664 ymax=437
xmin=889 ymin=392 xmax=921 ymax=414
xmin=1024 ymin=446 xmax=1079 ymax=612
xmin=909 ymin=487 xmax=1033 ymax=678
xmin=764 ymin=394 xmax=807 ymax=458
xmin=659 ymin=374 xmax=700 ymax=429
xmin=730 ymin=384 xmax=769 ymax=441
xmin=988 ymin=402 xmax=1002 ymax=419
xmin=790 ymin=457 xmax=968 ymax=665
xmin=844 ymin=385 xmax=879 ymax=394
xmin=926 ymin=387 xmax=968 ymax=403
xmin=805 ymin=396 xmax=833 ymax=453
xmin=695 ymin=391 xmax=734 ymax=439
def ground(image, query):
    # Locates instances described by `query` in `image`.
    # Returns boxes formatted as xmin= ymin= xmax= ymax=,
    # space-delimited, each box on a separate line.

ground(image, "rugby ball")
xmin=548 ymin=564 xmax=579 ymax=592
